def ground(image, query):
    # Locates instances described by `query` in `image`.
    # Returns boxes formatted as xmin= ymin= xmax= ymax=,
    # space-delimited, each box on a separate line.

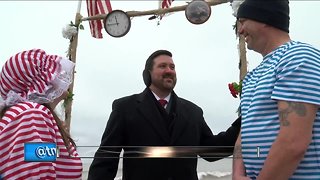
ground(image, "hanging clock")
xmin=103 ymin=10 xmax=131 ymax=38
xmin=185 ymin=0 xmax=211 ymax=25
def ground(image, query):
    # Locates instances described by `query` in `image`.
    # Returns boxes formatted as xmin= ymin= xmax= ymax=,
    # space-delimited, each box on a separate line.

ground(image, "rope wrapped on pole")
xmin=80 ymin=0 xmax=229 ymax=22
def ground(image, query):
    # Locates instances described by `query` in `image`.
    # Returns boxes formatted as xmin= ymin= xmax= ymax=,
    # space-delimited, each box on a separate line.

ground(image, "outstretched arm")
xmin=212 ymin=116 xmax=241 ymax=146
xmin=200 ymin=116 xmax=241 ymax=161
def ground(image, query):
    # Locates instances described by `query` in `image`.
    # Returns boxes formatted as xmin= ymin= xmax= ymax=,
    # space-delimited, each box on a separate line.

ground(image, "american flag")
xmin=159 ymin=0 xmax=174 ymax=19
xmin=86 ymin=0 xmax=112 ymax=39
xmin=161 ymin=0 xmax=173 ymax=9
xmin=159 ymin=0 xmax=174 ymax=20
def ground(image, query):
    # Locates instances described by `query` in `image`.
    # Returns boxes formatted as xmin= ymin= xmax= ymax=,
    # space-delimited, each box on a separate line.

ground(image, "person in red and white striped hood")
xmin=0 ymin=49 xmax=82 ymax=180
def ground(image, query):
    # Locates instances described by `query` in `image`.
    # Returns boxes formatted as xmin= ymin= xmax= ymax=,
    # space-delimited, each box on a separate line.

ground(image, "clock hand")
xmin=115 ymin=16 xmax=119 ymax=25
xmin=107 ymin=23 xmax=119 ymax=26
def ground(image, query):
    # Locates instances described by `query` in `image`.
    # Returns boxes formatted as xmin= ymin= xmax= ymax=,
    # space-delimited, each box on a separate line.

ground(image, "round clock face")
xmin=185 ymin=0 xmax=211 ymax=25
xmin=104 ymin=10 xmax=131 ymax=38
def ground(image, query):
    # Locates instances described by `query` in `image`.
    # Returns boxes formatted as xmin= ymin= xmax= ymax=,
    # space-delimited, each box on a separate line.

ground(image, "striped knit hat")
xmin=0 ymin=49 xmax=75 ymax=107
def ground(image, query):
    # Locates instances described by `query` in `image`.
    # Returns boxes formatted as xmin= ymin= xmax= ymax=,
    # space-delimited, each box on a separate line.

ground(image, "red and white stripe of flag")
xmin=159 ymin=0 xmax=174 ymax=19
xmin=161 ymin=0 xmax=173 ymax=9
xmin=86 ymin=0 xmax=112 ymax=39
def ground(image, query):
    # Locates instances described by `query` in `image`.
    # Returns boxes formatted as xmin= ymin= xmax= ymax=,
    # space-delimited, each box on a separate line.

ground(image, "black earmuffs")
xmin=142 ymin=69 xmax=151 ymax=87
xmin=142 ymin=50 xmax=172 ymax=87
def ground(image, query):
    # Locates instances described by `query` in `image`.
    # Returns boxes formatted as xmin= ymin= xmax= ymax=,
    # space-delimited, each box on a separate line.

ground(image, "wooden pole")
xmin=235 ymin=20 xmax=247 ymax=115
xmin=81 ymin=0 xmax=229 ymax=22
xmin=238 ymin=34 xmax=247 ymax=81
xmin=64 ymin=1 xmax=82 ymax=133
xmin=237 ymin=21 xmax=247 ymax=82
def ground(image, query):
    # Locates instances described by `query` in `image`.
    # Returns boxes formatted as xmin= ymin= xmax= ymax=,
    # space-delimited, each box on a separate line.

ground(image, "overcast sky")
xmin=1 ymin=1 xmax=319 ymax=150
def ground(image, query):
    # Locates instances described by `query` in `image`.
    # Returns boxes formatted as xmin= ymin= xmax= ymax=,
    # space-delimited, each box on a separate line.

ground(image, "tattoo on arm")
xmin=279 ymin=102 xmax=306 ymax=126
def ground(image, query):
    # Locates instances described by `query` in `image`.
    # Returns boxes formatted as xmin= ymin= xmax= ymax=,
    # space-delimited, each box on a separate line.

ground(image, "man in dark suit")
xmin=88 ymin=50 xmax=241 ymax=180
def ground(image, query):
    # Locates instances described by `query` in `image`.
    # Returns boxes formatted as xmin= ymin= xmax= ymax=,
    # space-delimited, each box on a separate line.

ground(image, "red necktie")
xmin=158 ymin=99 xmax=168 ymax=107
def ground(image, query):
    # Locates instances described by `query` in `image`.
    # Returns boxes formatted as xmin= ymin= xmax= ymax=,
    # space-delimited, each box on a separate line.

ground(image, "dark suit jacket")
xmin=88 ymin=88 xmax=240 ymax=180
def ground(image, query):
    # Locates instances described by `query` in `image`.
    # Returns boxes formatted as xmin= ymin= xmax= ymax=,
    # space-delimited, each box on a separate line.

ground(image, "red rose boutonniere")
xmin=228 ymin=81 xmax=242 ymax=98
